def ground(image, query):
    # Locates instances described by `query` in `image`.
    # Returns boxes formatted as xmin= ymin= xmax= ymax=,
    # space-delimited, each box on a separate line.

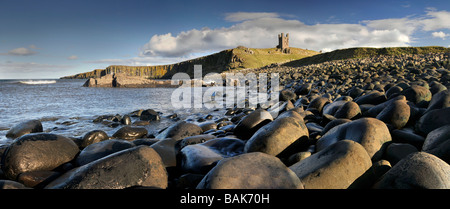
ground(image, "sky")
xmin=0 ymin=0 xmax=450 ymax=79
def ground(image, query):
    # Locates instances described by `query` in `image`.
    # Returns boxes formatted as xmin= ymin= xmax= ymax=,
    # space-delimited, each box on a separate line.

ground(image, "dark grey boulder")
xmin=244 ymin=116 xmax=309 ymax=157
xmin=6 ymin=120 xmax=43 ymax=139
xmin=80 ymin=130 xmax=109 ymax=148
xmin=355 ymin=90 xmax=386 ymax=105
xmin=180 ymin=138 xmax=245 ymax=174
xmin=112 ymin=126 xmax=148 ymax=140
xmin=425 ymin=89 xmax=450 ymax=113
xmin=316 ymin=118 xmax=391 ymax=159
xmin=233 ymin=109 xmax=273 ymax=140
xmin=45 ymin=146 xmax=168 ymax=189
xmin=373 ymin=152 xmax=450 ymax=189
xmin=156 ymin=121 xmax=203 ymax=141
xmin=75 ymin=139 xmax=135 ymax=166
xmin=139 ymin=109 xmax=160 ymax=121
xmin=401 ymin=85 xmax=432 ymax=105
xmin=2 ymin=133 xmax=79 ymax=180
xmin=376 ymin=100 xmax=410 ymax=129
xmin=422 ymin=125 xmax=450 ymax=163
xmin=197 ymin=152 xmax=303 ymax=189
xmin=416 ymin=107 xmax=450 ymax=135
xmin=289 ymin=140 xmax=372 ymax=189
xmin=334 ymin=101 xmax=361 ymax=120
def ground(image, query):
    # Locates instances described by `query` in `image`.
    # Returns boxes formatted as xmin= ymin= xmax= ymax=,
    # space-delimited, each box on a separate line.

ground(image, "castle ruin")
xmin=277 ymin=33 xmax=290 ymax=53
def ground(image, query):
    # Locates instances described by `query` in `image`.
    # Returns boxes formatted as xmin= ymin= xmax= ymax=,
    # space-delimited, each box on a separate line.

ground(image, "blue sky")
xmin=1 ymin=0 xmax=449 ymax=79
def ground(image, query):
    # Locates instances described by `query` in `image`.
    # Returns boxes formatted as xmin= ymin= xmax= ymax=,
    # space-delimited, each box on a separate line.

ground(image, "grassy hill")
xmin=61 ymin=46 xmax=318 ymax=79
xmin=283 ymin=46 xmax=450 ymax=67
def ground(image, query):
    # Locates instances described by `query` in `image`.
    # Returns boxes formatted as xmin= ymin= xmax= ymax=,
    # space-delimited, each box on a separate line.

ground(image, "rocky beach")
xmin=1 ymin=50 xmax=450 ymax=189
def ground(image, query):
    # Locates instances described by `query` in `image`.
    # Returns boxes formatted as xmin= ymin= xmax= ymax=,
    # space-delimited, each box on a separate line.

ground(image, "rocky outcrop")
xmin=82 ymin=73 xmax=178 ymax=88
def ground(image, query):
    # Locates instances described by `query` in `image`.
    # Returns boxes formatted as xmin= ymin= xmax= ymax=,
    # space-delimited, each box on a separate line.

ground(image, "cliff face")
xmin=61 ymin=49 xmax=235 ymax=79
xmin=83 ymin=73 xmax=178 ymax=88
xmin=61 ymin=47 xmax=317 ymax=79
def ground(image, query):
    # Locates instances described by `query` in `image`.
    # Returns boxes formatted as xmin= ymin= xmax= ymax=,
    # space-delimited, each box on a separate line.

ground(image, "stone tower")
xmin=277 ymin=33 xmax=290 ymax=53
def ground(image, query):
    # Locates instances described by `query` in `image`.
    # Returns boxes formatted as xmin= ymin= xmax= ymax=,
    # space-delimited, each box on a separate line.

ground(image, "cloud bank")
xmin=140 ymin=9 xmax=450 ymax=57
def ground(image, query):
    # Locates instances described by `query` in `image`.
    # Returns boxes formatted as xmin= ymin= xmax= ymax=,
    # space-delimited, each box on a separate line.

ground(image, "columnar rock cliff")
xmin=61 ymin=47 xmax=318 ymax=79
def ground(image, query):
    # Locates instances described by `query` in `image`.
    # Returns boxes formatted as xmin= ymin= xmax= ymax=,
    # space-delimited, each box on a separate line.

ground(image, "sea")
xmin=0 ymin=79 xmax=227 ymax=145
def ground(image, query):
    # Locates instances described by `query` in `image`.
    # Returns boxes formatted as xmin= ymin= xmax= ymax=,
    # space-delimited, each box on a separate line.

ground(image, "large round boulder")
xmin=376 ymin=99 xmax=410 ymax=129
xmin=401 ymin=85 xmax=432 ymax=105
xmin=244 ymin=116 xmax=309 ymax=158
xmin=422 ymin=125 xmax=450 ymax=163
xmin=79 ymin=130 xmax=109 ymax=148
xmin=196 ymin=152 xmax=303 ymax=189
xmin=2 ymin=133 xmax=79 ymax=180
xmin=156 ymin=121 xmax=203 ymax=141
xmin=416 ymin=107 xmax=450 ymax=135
xmin=112 ymin=126 xmax=148 ymax=141
xmin=233 ymin=109 xmax=273 ymax=140
xmin=6 ymin=120 xmax=43 ymax=139
xmin=180 ymin=138 xmax=245 ymax=174
xmin=75 ymin=139 xmax=135 ymax=166
xmin=45 ymin=146 xmax=168 ymax=189
xmin=289 ymin=140 xmax=372 ymax=189
xmin=316 ymin=118 xmax=391 ymax=159
xmin=373 ymin=152 xmax=450 ymax=189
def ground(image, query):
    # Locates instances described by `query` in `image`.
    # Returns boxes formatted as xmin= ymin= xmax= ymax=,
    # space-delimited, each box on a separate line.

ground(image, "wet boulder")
xmin=112 ymin=126 xmax=148 ymax=141
xmin=2 ymin=133 xmax=79 ymax=180
xmin=244 ymin=116 xmax=309 ymax=158
xmin=6 ymin=120 xmax=43 ymax=139
xmin=75 ymin=139 xmax=135 ymax=166
xmin=289 ymin=140 xmax=372 ymax=189
xmin=197 ymin=152 xmax=303 ymax=189
xmin=79 ymin=130 xmax=109 ymax=148
xmin=233 ymin=109 xmax=273 ymax=140
xmin=156 ymin=121 xmax=203 ymax=141
xmin=45 ymin=146 xmax=168 ymax=189
xmin=316 ymin=118 xmax=391 ymax=159
xmin=373 ymin=152 xmax=450 ymax=189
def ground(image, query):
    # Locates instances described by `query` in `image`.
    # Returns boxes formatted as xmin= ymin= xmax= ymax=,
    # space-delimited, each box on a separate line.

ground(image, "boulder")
xmin=376 ymin=100 xmax=410 ymax=129
xmin=45 ymin=146 xmax=168 ymax=189
xmin=139 ymin=109 xmax=160 ymax=121
xmin=197 ymin=152 xmax=303 ymax=189
xmin=233 ymin=109 xmax=273 ymax=140
xmin=422 ymin=125 xmax=450 ymax=163
xmin=156 ymin=121 xmax=203 ymax=141
xmin=79 ymin=130 xmax=109 ymax=148
xmin=307 ymin=97 xmax=331 ymax=113
xmin=244 ymin=116 xmax=309 ymax=158
xmin=425 ymin=89 xmax=450 ymax=113
xmin=150 ymin=138 xmax=180 ymax=168
xmin=198 ymin=121 xmax=217 ymax=132
xmin=416 ymin=107 xmax=450 ymax=135
xmin=6 ymin=120 xmax=43 ymax=139
xmin=355 ymin=90 xmax=386 ymax=105
xmin=120 ymin=115 xmax=132 ymax=125
xmin=179 ymin=134 xmax=216 ymax=149
xmin=75 ymin=139 xmax=135 ymax=166
xmin=2 ymin=133 xmax=79 ymax=180
xmin=289 ymin=140 xmax=372 ymax=189
xmin=373 ymin=152 xmax=450 ymax=189
xmin=401 ymin=85 xmax=432 ymax=105
xmin=112 ymin=126 xmax=148 ymax=140
xmin=366 ymin=95 xmax=406 ymax=117
xmin=385 ymin=143 xmax=418 ymax=165
xmin=316 ymin=118 xmax=391 ymax=159
xmin=180 ymin=138 xmax=245 ymax=174
xmin=334 ymin=101 xmax=361 ymax=120
xmin=348 ymin=160 xmax=391 ymax=189
xmin=0 ymin=180 xmax=30 ymax=189
xmin=279 ymin=89 xmax=297 ymax=102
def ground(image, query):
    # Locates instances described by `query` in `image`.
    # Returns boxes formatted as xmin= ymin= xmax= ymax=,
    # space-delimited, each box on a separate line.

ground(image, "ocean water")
xmin=0 ymin=79 xmax=226 ymax=145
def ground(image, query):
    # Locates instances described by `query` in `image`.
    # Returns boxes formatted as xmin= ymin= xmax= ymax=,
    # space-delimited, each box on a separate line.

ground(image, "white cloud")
xmin=2 ymin=47 xmax=37 ymax=56
xmin=67 ymin=55 xmax=78 ymax=60
xmin=432 ymin=31 xmax=448 ymax=39
xmin=421 ymin=9 xmax=450 ymax=31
